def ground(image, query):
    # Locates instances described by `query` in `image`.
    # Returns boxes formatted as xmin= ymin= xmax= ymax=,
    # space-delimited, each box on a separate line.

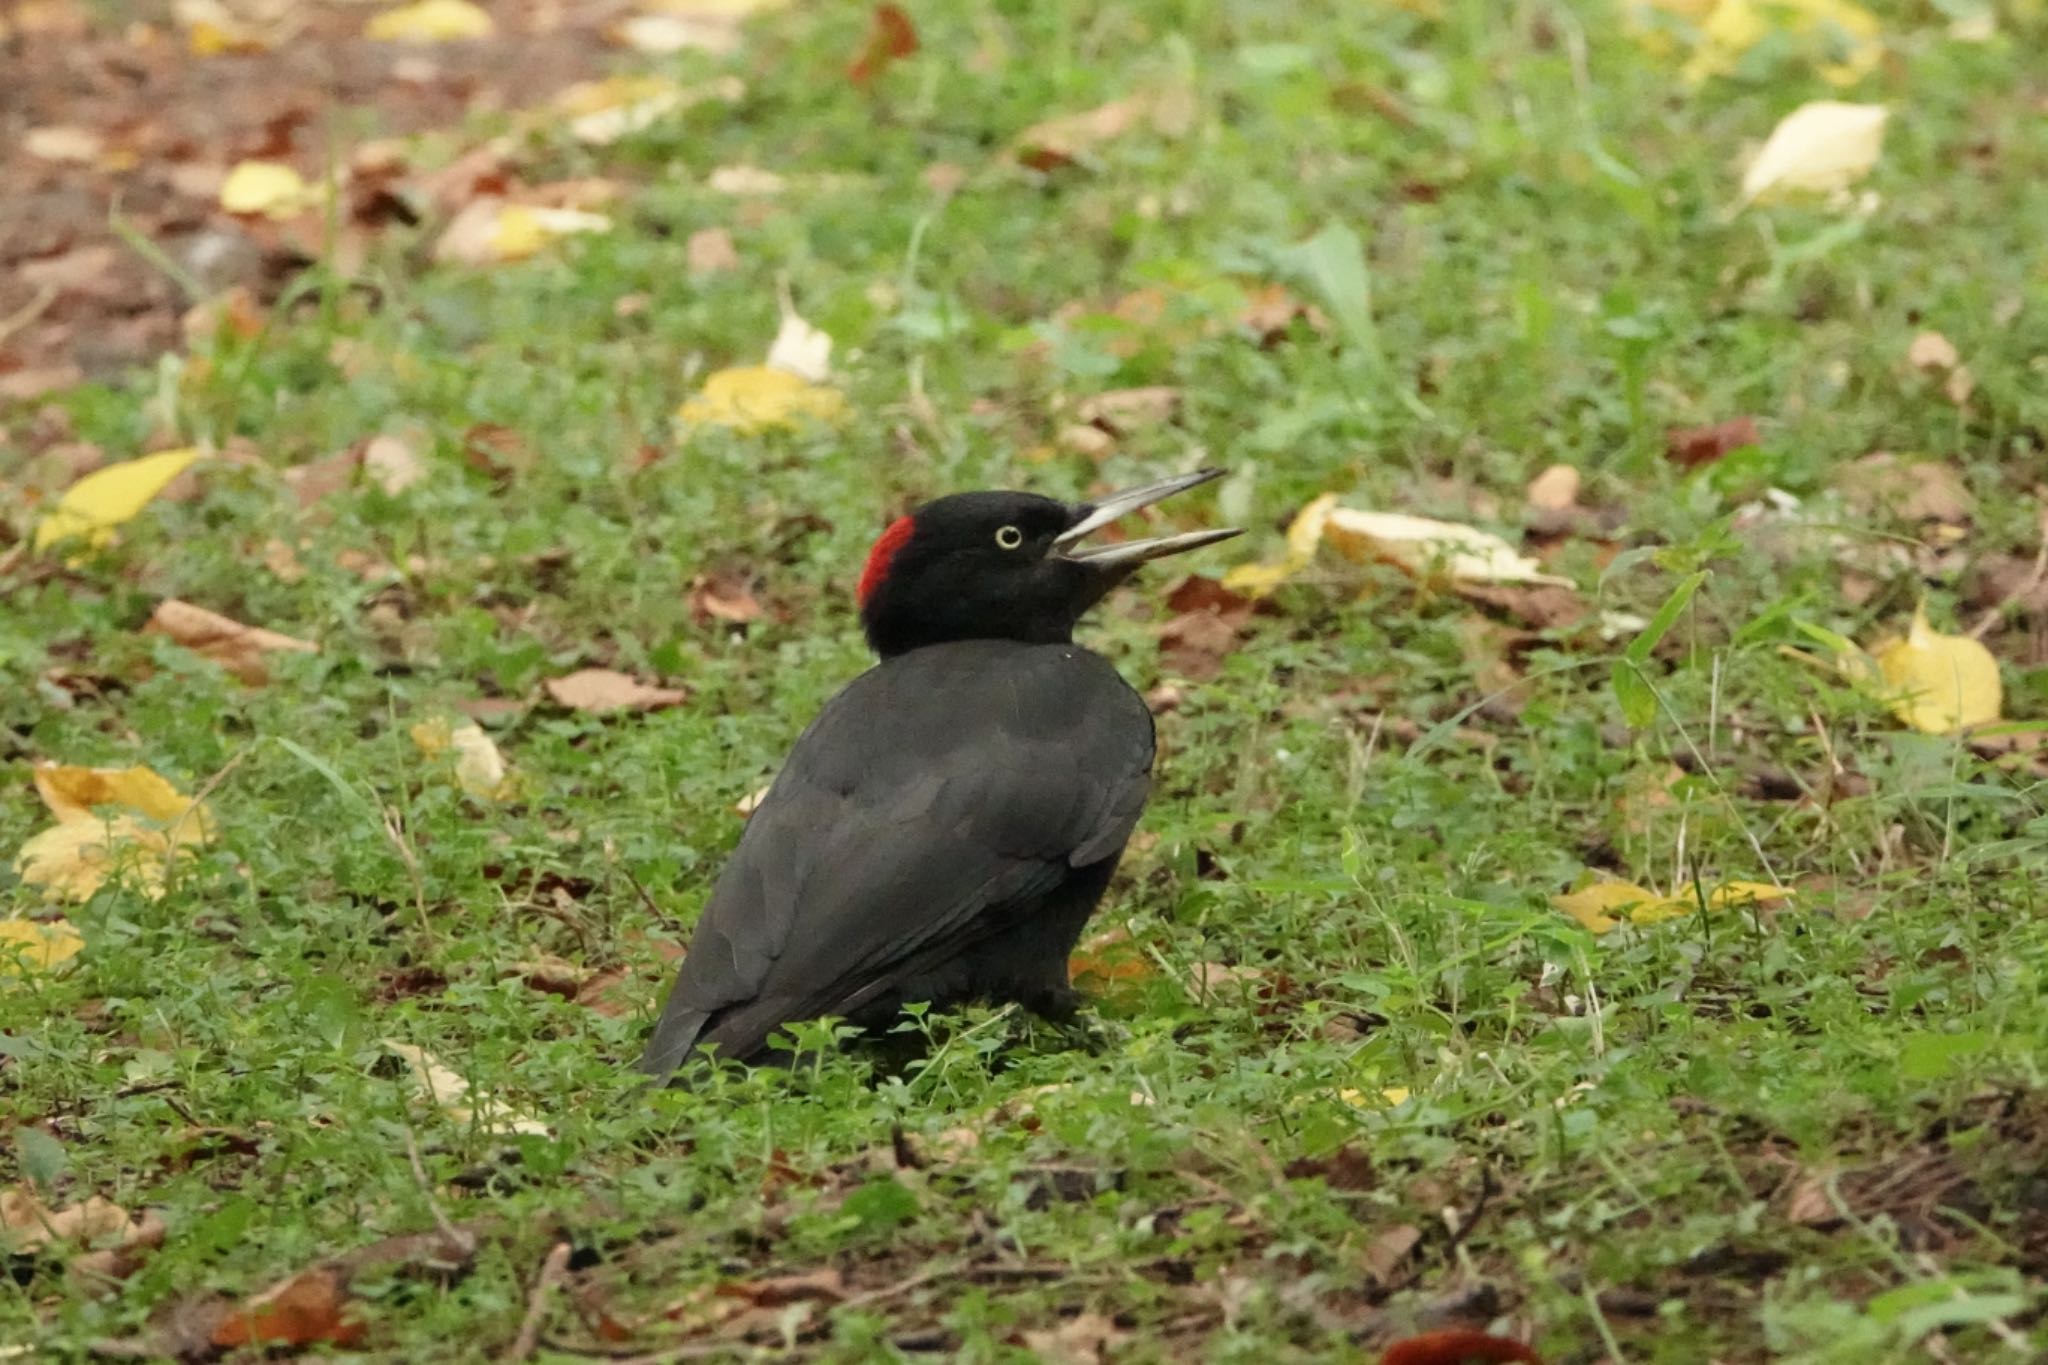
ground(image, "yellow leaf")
xmin=1220 ymin=494 xmax=1336 ymax=596
xmin=364 ymin=0 xmax=493 ymax=41
xmin=0 ymin=918 xmax=85 ymax=978
xmin=1869 ymin=604 xmax=2002 ymax=734
xmin=34 ymin=763 xmax=198 ymax=826
xmin=1638 ymin=0 xmax=1883 ymax=87
xmin=1336 ymin=1086 xmax=1412 ymax=1108
xmin=15 ymin=818 xmax=178 ymax=902
xmin=677 ymin=366 xmax=848 ymax=433
xmin=490 ymin=205 xmax=613 ymax=262
xmin=1709 ymin=880 xmax=1796 ymax=908
xmin=1740 ymin=101 xmax=1889 ymax=205
xmin=32 ymin=448 xmax=199 ymax=553
xmin=409 ymin=719 xmax=517 ymax=800
xmin=1323 ymin=508 xmax=1573 ymax=587
xmin=219 ymin=161 xmax=313 ymax=219
xmin=15 ymin=763 xmax=215 ymax=902
xmin=1552 ymin=880 xmax=1669 ymax=934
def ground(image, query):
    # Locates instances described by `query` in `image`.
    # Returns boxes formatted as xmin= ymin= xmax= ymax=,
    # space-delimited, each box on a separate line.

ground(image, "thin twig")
xmin=401 ymin=1124 xmax=473 ymax=1257
xmin=1969 ymin=535 xmax=2048 ymax=640
xmin=503 ymin=1241 xmax=573 ymax=1362
xmin=0 ymin=284 xmax=58 ymax=346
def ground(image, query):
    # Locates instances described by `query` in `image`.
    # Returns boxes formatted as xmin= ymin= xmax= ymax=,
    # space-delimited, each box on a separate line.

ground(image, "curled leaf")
xmin=33 ymin=448 xmax=200 ymax=552
xmin=1740 ymin=101 xmax=1889 ymax=205
xmin=1865 ymin=604 xmax=2002 ymax=734
xmin=382 ymin=1040 xmax=548 ymax=1135
xmin=0 ymin=918 xmax=86 ymax=978
xmin=409 ymin=719 xmax=518 ymax=801
xmin=146 ymin=599 xmax=317 ymax=685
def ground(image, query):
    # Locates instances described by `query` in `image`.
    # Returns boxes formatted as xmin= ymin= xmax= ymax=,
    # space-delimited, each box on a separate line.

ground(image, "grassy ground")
xmin=7 ymin=1 xmax=2048 ymax=1360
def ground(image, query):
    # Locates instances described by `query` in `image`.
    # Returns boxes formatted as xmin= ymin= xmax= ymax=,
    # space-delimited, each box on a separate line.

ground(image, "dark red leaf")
xmin=1381 ymin=1329 xmax=1544 ymax=1365
xmin=848 ymin=4 xmax=919 ymax=86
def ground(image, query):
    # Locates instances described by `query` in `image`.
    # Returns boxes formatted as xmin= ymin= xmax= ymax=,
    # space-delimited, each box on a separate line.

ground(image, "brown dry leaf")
xmin=1013 ymin=85 xmax=1197 ymax=170
xmin=718 ymin=1267 xmax=846 ymax=1307
xmin=146 ymin=599 xmax=317 ymax=685
xmin=1836 ymin=452 xmax=1973 ymax=524
xmin=1158 ymin=610 xmax=1242 ymax=681
xmin=1075 ymin=386 xmax=1179 ymax=434
xmin=1525 ymin=463 xmax=1582 ymax=512
xmin=1021 ymin=1311 xmax=1129 ymax=1365
xmin=545 ymin=668 xmax=689 ymax=714
xmin=1782 ymin=1166 xmax=1840 ymax=1225
xmin=690 ymin=573 xmax=764 ymax=625
xmin=363 ymin=434 xmax=426 ymax=494
xmin=461 ymin=424 xmax=534 ymax=483
xmin=1363 ymin=1223 xmax=1421 ymax=1281
xmin=847 ymin=2 xmax=918 ymax=86
xmin=688 ymin=226 xmax=741 ymax=275
xmin=1239 ymin=282 xmax=1329 ymax=343
xmin=1 ymin=1189 xmax=141 ymax=1255
xmin=211 ymin=1266 xmax=365 ymax=1349
xmin=284 ymin=448 xmax=365 ymax=506
xmin=1906 ymin=330 xmax=1976 ymax=405
xmin=1665 ymin=416 xmax=1759 ymax=470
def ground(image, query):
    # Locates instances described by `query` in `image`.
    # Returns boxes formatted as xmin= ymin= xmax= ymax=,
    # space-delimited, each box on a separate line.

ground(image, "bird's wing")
xmin=639 ymin=641 xmax=1152 ymax=1076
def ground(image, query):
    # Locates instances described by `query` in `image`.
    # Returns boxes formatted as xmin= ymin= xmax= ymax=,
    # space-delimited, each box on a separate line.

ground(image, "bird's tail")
xmin=637 ymin=1007 xmax=708 ymax=1084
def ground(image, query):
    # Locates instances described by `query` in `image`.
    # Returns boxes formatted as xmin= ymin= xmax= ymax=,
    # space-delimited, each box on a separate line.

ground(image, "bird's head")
xmin=856 ymin=468 xmax=1242 ymax=657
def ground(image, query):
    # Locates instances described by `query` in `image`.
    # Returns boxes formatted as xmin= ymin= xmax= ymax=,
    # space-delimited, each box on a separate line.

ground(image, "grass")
xmin=7 ymin=0 xmax=2048 ymax=1360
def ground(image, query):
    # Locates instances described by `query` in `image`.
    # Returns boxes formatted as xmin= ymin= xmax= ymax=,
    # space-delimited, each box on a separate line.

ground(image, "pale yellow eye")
xmin=994 ymin=525 xmax=1024 ymax=550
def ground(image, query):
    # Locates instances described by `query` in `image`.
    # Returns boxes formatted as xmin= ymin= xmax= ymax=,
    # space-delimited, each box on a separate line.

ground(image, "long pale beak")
xmin=1051 ymin=468 xmax=1243 ymax=569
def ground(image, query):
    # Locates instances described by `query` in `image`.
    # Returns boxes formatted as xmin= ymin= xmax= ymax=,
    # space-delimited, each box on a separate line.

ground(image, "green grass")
xmin=7 ymin=1 xmax=2048 ymax=1360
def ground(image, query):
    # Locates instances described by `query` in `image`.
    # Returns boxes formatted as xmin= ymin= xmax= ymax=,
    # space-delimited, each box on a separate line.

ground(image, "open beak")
xmin=1051 ymin=468 xmax=1243 ymax=570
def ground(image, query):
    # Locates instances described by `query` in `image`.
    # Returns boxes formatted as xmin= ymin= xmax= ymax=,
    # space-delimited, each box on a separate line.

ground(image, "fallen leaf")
xmin=1740 ymin=101 xmax=1889 ymax=205
xmin=614 ymin=12 xmax=740 ymax=54
xmin=382 ymin=1040 xmax=548 ymax=1135
xmin=13 ymin=763 xmax=216 ymax=903
xmin=364 ymin=0 xmax=493 ymax=42
xmin=219 ymin=161 xmax=315 ymax=219
xmin=1222 ymin=493 xmax=1337 ymax=596
xmin=678 ymin=366 xmax=848 ymax=432
xmin=765 ymin=303 xmax=833 ymax=383
xmin=1906 ymin=331 xmax=1975 ymax=405
xmin=847 ymin=3 xmax=918 ymax=85
xmin=690 ymin=573 xmax=764 ymax=625
xmin=1022 ymin=1312 xmax=1128 ymax=1365
xmin=0 ymin=919 xmax=85 ymax=978
xmin=708 ymin=164 xmax=787 ymax=196
xmin=1075 ymin=386 xmax=1180 ymax=433
xmin=176 ymin=0 xmax=286 ymax=54
xmin=1525 ymin=464 xmax=1582 ymax=512
xmin=1380 ymin=1329 xmax=1545 ymax=1365
xmin=146 ymin=599 xmax=316 ymax=685
xmin=1239 ymin=281 xmax=1330 ymax=343
xmin=23 ymin=126 xmax=104 ymax=164
xmin=1324 ymin=508 xmax=1572 ymax=587
xmin=1865 ymin=604 xmax=2002 ymax=734
xmin=436 ymin=200 xmax=613 ymax=264
xmin=718 ymin=1267 xmax=845 ymax=1307
xmin=1552 ymin=877 xmax=1795 ymax=933
xmin=1639 ymin=0 xmax=1883 ymax=87
xmin=0 ymin=1189 xmax=153 ymax=1258
xmin=1158 ymin=610 xmax=1242 ymax=681
xmin=409 ymin=718 xmax=518 ymax=800
xmin=1665 ymin=415 xmax=1759 ymax=469
xmin=1364 ymin=1223 xmax=1422 ymax=1280
xmin=688 ymin=227 xmax=740 ymax=275
xmin=1835 ymin=452 xmax=1972 ymax=524
xmin=212 ymin=1267 xmax=365 ymax=1349
xmin=362 ymin=434 xmax=426 ymax=494
xmin=735 ymin=783 xmax=773 ymax=817
xmin=551 ymin=73 xmax=741 ymax=145
xmin=1014 ymin=85 xmax=1197 ymax=170
xmin=32 ymin=448 xmax=200 ymax=552
xmin=544 ymin=668 xmax=689 ymax=713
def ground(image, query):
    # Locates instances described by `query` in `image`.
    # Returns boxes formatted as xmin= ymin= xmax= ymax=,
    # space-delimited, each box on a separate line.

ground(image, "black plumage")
xmin=640 ymin=471 xmax=1238 ymax=1079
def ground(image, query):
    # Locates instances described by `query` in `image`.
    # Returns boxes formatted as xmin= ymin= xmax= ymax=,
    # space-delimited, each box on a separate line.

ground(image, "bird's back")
xmin=640 ymin=639 xmax=1153 ymax=1076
